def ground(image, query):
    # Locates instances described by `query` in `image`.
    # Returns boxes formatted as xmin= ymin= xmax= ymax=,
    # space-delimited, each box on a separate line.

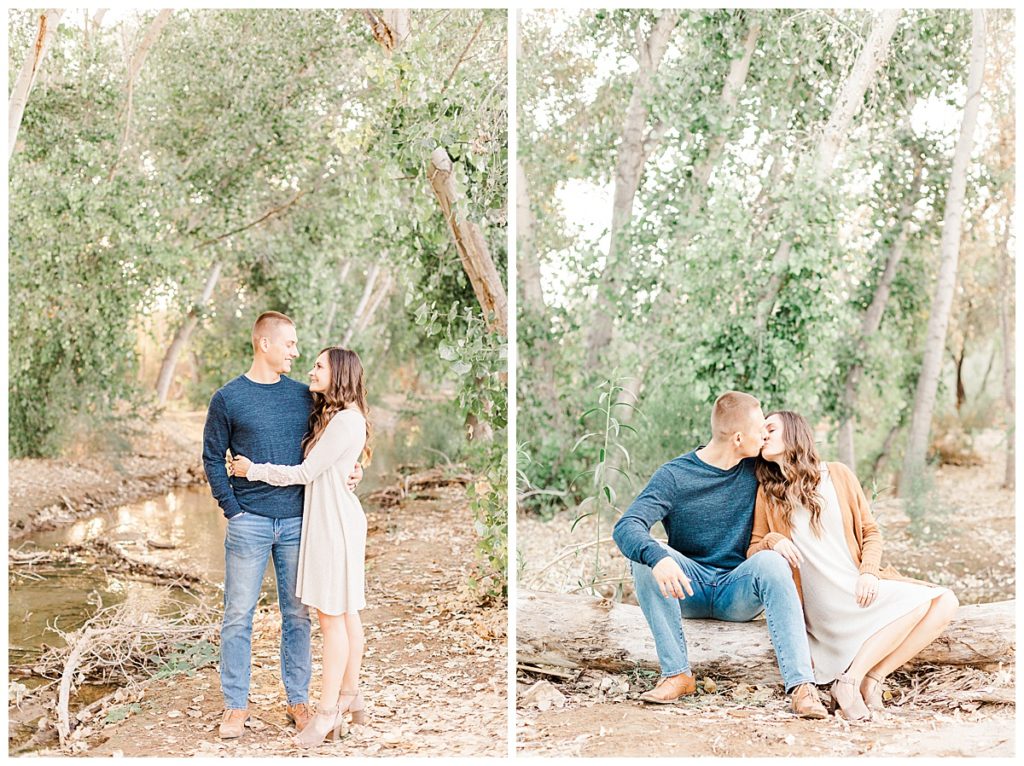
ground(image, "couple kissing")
xmin=614 ymin=391 xmax=958 ymax=721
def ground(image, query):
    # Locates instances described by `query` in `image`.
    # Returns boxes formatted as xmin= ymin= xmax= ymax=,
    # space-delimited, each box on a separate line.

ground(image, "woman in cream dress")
xmin=231 ymin=346 xmax=370 ymax=746
xmin=748 ymin=411 xmax=958 ymax=721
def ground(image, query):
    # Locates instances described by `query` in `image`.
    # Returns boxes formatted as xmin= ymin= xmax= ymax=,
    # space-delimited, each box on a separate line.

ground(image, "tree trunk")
xmin=342 ymin=260 xmax=385 ymax=346
xmin=900 ymin=11 xmax=987 ymax=496
xmin=517 ymin=160 xmax=544 ymax=311
xmin=868 ymin=418 xmax=903 ymax=484
xmin=755 ymin=10 xmax=902 ymax=331
xmin=978 ymin=344 xmax=996 ymax=399
xmin=92 ymin=9 xmax=107 ymax=28
xmin=356 ymin=272 xmax=393 ymax=336
xmin=517 ymin=590 xmax=1015 ymax=686
xmin=661 ymin=16 xmax=761 ymax=302
xmin=155 ymin=262 xmax=223 ymax=405
xmin=127 ymin=9 xmax=173 ymax=85
xmin=322 ymin=260 xmax=354 ymax=344
xmin=427 ymin=147 xmax=508 ymax=336
xmin=998 ymin=205 xmax=1014 ymax=490
xmin=687 ymin=21 xmax=761 ymax=207
xmin=517 ymin=159 xmax=564 ymax=428
xmin=109 ymin=9 xmax=174 ymax=182
xmin=837 ymin=159 xmax=924 ymax=468
xmin=8 ymin=9 xmax=64 ymax=159
xmin=363 ymin=9 xmax=411 ymax=54
xmin=954 ymin=341 xmax=967 ymax=412
xmin=584 ymin=11 xmax=679 ymax=371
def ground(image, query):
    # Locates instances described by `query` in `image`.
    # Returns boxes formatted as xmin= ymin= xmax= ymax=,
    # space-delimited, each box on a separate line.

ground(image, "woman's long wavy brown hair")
xmin=302 ymin=347 xmax=372 ymax=465
xmin=754 ymin=410 xmax=824 ymax=536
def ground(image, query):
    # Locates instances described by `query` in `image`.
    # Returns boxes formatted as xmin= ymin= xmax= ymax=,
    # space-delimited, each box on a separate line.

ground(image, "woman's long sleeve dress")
xmin=247 ymin=408 xmax=367 ymax=615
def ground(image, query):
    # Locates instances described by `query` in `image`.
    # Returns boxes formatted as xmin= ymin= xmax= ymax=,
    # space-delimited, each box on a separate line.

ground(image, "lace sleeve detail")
xmin=243 ymin=410 xmax=365 ymax=487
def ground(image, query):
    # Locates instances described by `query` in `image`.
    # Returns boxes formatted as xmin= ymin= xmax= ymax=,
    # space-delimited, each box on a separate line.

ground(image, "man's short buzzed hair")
xmin=252 ymin=311 xmax=294 ymax=352
xmin=711 ymin=391 xmax=761 ymax=440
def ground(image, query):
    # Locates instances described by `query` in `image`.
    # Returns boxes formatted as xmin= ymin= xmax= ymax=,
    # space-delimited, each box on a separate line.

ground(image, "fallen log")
xmin=365 ymin=466 xmax=474 ymax=507
xmin=517 ymin=590 xmax=1015 ymax=687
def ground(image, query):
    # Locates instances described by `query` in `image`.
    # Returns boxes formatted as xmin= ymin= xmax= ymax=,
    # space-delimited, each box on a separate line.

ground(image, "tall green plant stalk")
xmin=570 ymin=377 xmax=642 ymax=595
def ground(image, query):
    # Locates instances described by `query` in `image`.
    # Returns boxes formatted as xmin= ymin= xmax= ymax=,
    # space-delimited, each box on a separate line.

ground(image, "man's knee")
xmin=749 ymin=549 xmax=793 ymax=584
xmin=280 ymin=598 xmax=310 ymax=623
xmin=222 ymin=599 xmax=257 ymax=630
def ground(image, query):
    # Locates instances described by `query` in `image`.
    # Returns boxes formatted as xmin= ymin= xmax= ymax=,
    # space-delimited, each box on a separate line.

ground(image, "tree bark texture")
xmin=837 ymin=160 xmax=924 ymax=468
xmin=9 ymin=9 xmax=65 ymax=159
xmin=155 ymin=261 xmax=224 ymax=405
xmin=900 ymin=10 xmax=987 ymax=496
xmin=755 ymin=10 xmax=902 ymax=331
xmin=428 ymin=146 xmax=508 ymax=336
xmin=584 ymin=11 xmax=679 ymax=371
xmin=518 ymin=590 xmax=1015 ymax=686
xmin=363 ymin=9 xmax=411 ymax=54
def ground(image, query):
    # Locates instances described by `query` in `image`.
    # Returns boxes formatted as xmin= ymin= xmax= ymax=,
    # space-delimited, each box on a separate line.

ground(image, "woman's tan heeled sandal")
xmin=830 ymin=672 xmax=871 ymax=721
xmin=862 ymin=672 xmax=885 ymax=711
xmin=340 ymin=689 xmax=368 ymax=725
xmin=292 ymin=704 xmax=347 ymax=747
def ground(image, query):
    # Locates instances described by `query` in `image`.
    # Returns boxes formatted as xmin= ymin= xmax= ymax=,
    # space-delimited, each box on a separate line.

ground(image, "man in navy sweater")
xmin=203 ymin=311 xmax=360 ymax=739
xmin=612 ymin=391 xmax=827 ymax=718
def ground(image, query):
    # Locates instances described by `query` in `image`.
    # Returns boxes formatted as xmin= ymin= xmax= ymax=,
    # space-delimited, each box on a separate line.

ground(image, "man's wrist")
xmin=644 ymin=547 xmax=670 ymax=569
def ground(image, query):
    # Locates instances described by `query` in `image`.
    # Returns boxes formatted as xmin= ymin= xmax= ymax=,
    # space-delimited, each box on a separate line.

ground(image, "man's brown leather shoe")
xmin=790 ymin=683 xmax=828 ymax=719
xmin=218 ymin=708 xmax=250 ymax=739
xmin=286 ymin=702 xmax=313 ymax=732
xmin=638 ymin=672 xmax=697 ymax=704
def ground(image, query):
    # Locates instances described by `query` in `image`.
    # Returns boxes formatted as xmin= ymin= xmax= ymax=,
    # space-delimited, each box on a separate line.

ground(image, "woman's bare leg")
xmin=861 ymin=591 xmax=959 ymax=700
xmin=317 ymin=611 xmax=349 ymax=711
xmin=340 ymin=611 xmax=365 ymax=694
xmin=846 ymin=601 xmax=929 ymax=678
xmin=832 ymin=601 xmax=929 ymax=718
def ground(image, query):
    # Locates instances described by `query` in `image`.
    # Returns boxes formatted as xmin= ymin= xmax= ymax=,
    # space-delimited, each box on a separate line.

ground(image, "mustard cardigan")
xmin=746 ymin=461 xmax=924 ymax=604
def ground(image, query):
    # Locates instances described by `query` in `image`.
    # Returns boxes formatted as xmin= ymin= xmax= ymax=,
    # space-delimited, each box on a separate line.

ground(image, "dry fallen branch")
xmin=366 ymin=465 xmax=474 ymax=507
xmin=15 ymin=588 xmax=220 ymax=748
xmin=891 ymin=664 xmax=1016 ymax=710
xmin=9 ymin=540 xmax=209 ymax=588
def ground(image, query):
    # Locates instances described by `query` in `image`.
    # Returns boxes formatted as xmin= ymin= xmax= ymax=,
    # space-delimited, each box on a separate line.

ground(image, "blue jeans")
xmin=632 ymin=547 xmax=815 ymax=692
xmin=221 ymin=513 xmax=311 ymax=709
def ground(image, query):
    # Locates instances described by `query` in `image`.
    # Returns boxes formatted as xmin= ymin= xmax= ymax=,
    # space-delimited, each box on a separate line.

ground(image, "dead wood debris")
xmin=517 ymin=663 xmax=1015 ymax=718
xmin=9 ymin=588 xmax=219 ymax=751
xmin=10 ymin=540 xmax=209 ymax=587
xmin=366 ymin=465 xmax=474 ymax=507
xmin=888 ymin=664 xmax=1016 ymax=711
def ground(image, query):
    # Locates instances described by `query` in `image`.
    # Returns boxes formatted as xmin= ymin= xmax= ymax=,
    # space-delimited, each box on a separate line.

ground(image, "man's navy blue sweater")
xmin=202 ymin=374 xmax=312 ymax=519
xmin=612 ymin=449 xmax=758 ymax=571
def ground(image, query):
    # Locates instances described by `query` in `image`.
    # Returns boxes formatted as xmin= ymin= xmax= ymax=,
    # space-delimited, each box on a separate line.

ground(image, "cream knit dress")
xmin=247 ymin=408 xmax=367 ymax=615
xmin=791 ymin=464 xmax=947 ymax=683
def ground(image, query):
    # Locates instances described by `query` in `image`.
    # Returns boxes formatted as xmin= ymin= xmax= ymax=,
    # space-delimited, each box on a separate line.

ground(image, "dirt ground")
xmin=9 ymin=407 xmax=507 ymax=758
xmin=516 ymin=691 xmax=1015 ymax=757
xmin=516 ymin=430 xmax=1016 ymax=757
